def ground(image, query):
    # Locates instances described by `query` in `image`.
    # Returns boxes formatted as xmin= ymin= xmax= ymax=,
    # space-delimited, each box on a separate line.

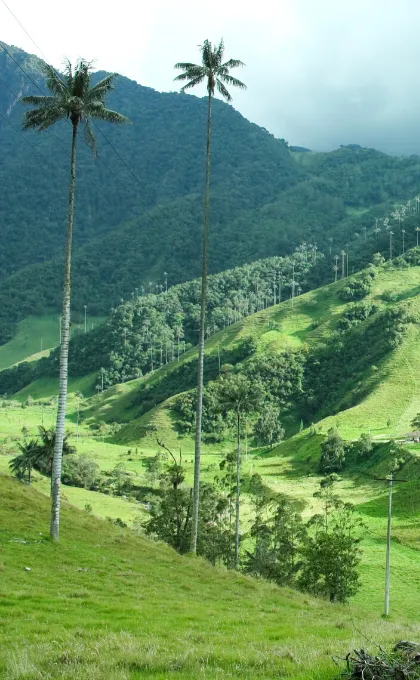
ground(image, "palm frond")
xmin=41 ymin=62 xmax=69 ymax=98
xmin=88 ymin=106 xmax=130 ymax=125
xmin=221 ymin=58 xmax=245 ymax=69
xmin=22 ymin=106 xmax=67 ymax=131
xmin=200 ymin=39 xmax=213 ymax=68
xmin=73 ymin=59 xmax=93 ymax=98
xmin=216 ymin=78 xmax=232 ymax=102
xmin=174 ymin=61 xmax=200 ymax=71
xmin=86 ymin=73 xmax=118 ymax=102
xmin=83 ymin=120 xmax=97 ymax=155
xmin=219 ymin=73 xmax=247 ymax=90
xmin=215 ymin=39 xmax=225 ymax=65
xmin=179 ymin=75 xmax=206 ymax=92
xmin=21 ymin=95 xmax=56 ymax=107
xmin=174 ymin=66 xmax=205 ymax=82
xmin=62 ymin=58 xmax=73 ymax=90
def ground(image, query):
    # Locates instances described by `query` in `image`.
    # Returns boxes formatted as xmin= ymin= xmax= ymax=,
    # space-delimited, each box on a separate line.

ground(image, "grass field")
xmin=0 ymin=314 xmax=105 ymax=371
xmin=1 ymin=475 xmax=419 ymax=680
xmin=63 ymin=262 xmax=420 ymax=450
xmin=2 ymin=263 xmax=420 ymax=678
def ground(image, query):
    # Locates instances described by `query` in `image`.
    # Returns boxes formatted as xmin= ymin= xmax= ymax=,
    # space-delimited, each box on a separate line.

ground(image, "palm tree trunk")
xmin=191 ymin=92 xmax=212 ymax=553
xmin=50 ymin=122 xmax=78 ymax=541
xmin=235 ymin=409 xmax=241 ymax=569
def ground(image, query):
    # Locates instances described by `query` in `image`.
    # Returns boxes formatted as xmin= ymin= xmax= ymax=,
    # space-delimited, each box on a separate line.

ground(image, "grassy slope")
xmin=2 ymin=264 xmax=420 ymax=643
xmin=0 ymin=315 xmax=105 ymax=371
xmin=74 ymin=263 xmax=420 ymax=450
xmin=1 ymin=474 xmax=419 ymax=680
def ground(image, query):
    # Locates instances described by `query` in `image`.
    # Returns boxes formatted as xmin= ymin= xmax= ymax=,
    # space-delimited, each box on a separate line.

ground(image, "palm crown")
xmin=174 ymin=39 xmax=246 ymax=102
xmin=22 ymin=59 xmax=129 ymax=153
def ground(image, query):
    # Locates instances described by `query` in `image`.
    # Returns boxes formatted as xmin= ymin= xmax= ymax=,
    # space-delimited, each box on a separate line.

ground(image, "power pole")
xmin=76 ymin=394 xmax=80 ymax=441
xmin=375 ymin=472 xmax=408 ymax=617
xmin=291 ymin=263 xmax=295 ymax=307
xmin=384 ymin=472 xmax=392 ymax=617
xmin=84 ymin=305 xmax=87 ymax=334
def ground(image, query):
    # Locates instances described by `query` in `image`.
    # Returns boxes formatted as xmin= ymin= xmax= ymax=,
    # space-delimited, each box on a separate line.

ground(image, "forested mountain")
xmin=0 ymin=247 xmax=321 ymax=394
xmin=2 ymin=42 xmax=420 ymax=344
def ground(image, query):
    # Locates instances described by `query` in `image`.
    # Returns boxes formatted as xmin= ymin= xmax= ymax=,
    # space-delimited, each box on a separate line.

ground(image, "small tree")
xmin=145 ymin=442 xmax=232 ymax=564
xmin=357 ymin=432 xmax=373 ymax=457
xmin=61 ymin=454 xmax=100 ymax=490
xmin=411 ymin=413 xmax=420 ymax=429
xmin=245 ymin=496 xmax=306 ymax=586
xmin=9 ymin=427 xmax=75 ymax=490
xmin=108 ymin=463 xmax=133 ymax=496
xmin=214 ymin=373 xmax=264 ymax=568
xmin=298 ymin=477 xmax=363 ymax=602
xmin=144 ymin=452 xmax=164 ymax=487
xmin=254 ymin=404 xmax=285 ymax=448
xmin=298 ymin=502 xmax=363 ymax=602
xmin=319 ymin=427 xmax=345 ymax=472
xmin=9 ymin=438 xmax=38 ymax=484
xmin=372 ymin=253 xmax=385 ymax=266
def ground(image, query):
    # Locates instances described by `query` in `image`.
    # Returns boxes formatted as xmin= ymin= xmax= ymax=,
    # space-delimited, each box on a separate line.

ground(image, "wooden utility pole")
xmin=291 ymin=263 xmax=295 ymax=307
xmin=384 ymin=472 xmax=393 ymax=616
xmin=375 ymin=472 xmax=408 ymax=617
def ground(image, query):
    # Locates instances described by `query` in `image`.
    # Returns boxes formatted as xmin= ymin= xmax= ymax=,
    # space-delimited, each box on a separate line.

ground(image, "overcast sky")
xmin=1 ymin=0 xmax=420 ymax=154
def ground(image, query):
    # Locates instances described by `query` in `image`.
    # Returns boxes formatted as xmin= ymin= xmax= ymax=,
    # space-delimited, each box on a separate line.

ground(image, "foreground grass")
xmin=1 ymin=475 xmax=419 ymax=680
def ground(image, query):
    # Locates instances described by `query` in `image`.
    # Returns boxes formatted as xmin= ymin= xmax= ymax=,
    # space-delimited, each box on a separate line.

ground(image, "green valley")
xmin=2 ymin=27 xmax=420 ymax=680
xmin=2 ymin=257 xmax=420 ymax=654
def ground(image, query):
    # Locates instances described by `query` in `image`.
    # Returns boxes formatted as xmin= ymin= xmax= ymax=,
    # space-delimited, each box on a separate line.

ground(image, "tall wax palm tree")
xmin=174 ymin=40 xmax=246 ymax=553
xmin=22 ymin=59 xmax=129 ymax=540
xmin=215 ymin=373 xmax=263 ymax=568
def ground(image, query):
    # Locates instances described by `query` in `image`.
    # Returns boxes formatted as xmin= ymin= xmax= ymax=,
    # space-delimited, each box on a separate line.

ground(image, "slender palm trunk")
xmin=191 ymin=92 xmax=212 ymax=553
xmin=50 ymin=122 xmax=78 ymax=541
xmin=235 ymin=409 xmax=241 ymax=569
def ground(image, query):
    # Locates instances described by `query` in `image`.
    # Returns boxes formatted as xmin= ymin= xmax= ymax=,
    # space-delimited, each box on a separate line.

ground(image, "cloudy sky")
xmin=1 ymin=0 xmax=420 ymax=154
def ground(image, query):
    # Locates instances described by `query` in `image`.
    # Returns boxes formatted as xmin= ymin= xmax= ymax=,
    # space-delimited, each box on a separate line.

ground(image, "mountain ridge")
xmin=2 ymin=42 xmax=420 ymax=346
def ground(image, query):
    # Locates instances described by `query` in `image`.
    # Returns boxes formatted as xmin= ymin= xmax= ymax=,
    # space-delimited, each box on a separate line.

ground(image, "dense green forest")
xmin=0 ymin=248 xmax=319 ymax=394
xmin=2 ymin=43 xmax=420 ymax=344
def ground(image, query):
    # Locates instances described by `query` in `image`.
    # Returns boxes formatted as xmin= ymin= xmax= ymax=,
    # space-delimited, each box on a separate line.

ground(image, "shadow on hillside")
xmin=359 ymin=481 xmax=420 ymax=519
xmin=252 ymin=434 xmax=323 ymax=478
xmin=381 ymin=284 xmax=420 ymax=303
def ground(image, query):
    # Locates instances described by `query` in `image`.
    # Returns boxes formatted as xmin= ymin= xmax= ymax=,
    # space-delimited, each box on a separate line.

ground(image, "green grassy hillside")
xmin=69 ymin=259 xmax=420 ymax=448
xmin=1 ymin=474 xmax=419 ymax=680
xmin=2 ymin=262 xmax=420 ymax=680
xmin=0 ymin=315 xmax=105 ymax=371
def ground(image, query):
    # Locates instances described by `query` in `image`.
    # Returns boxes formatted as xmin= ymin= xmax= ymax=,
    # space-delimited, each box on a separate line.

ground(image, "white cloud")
xmin=2 ymin=0 xmax=420 ymax=153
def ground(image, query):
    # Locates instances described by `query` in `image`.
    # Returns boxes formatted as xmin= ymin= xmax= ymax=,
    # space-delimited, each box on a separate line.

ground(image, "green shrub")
xmin=62 ymin=455 xmax=101 ymax=490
